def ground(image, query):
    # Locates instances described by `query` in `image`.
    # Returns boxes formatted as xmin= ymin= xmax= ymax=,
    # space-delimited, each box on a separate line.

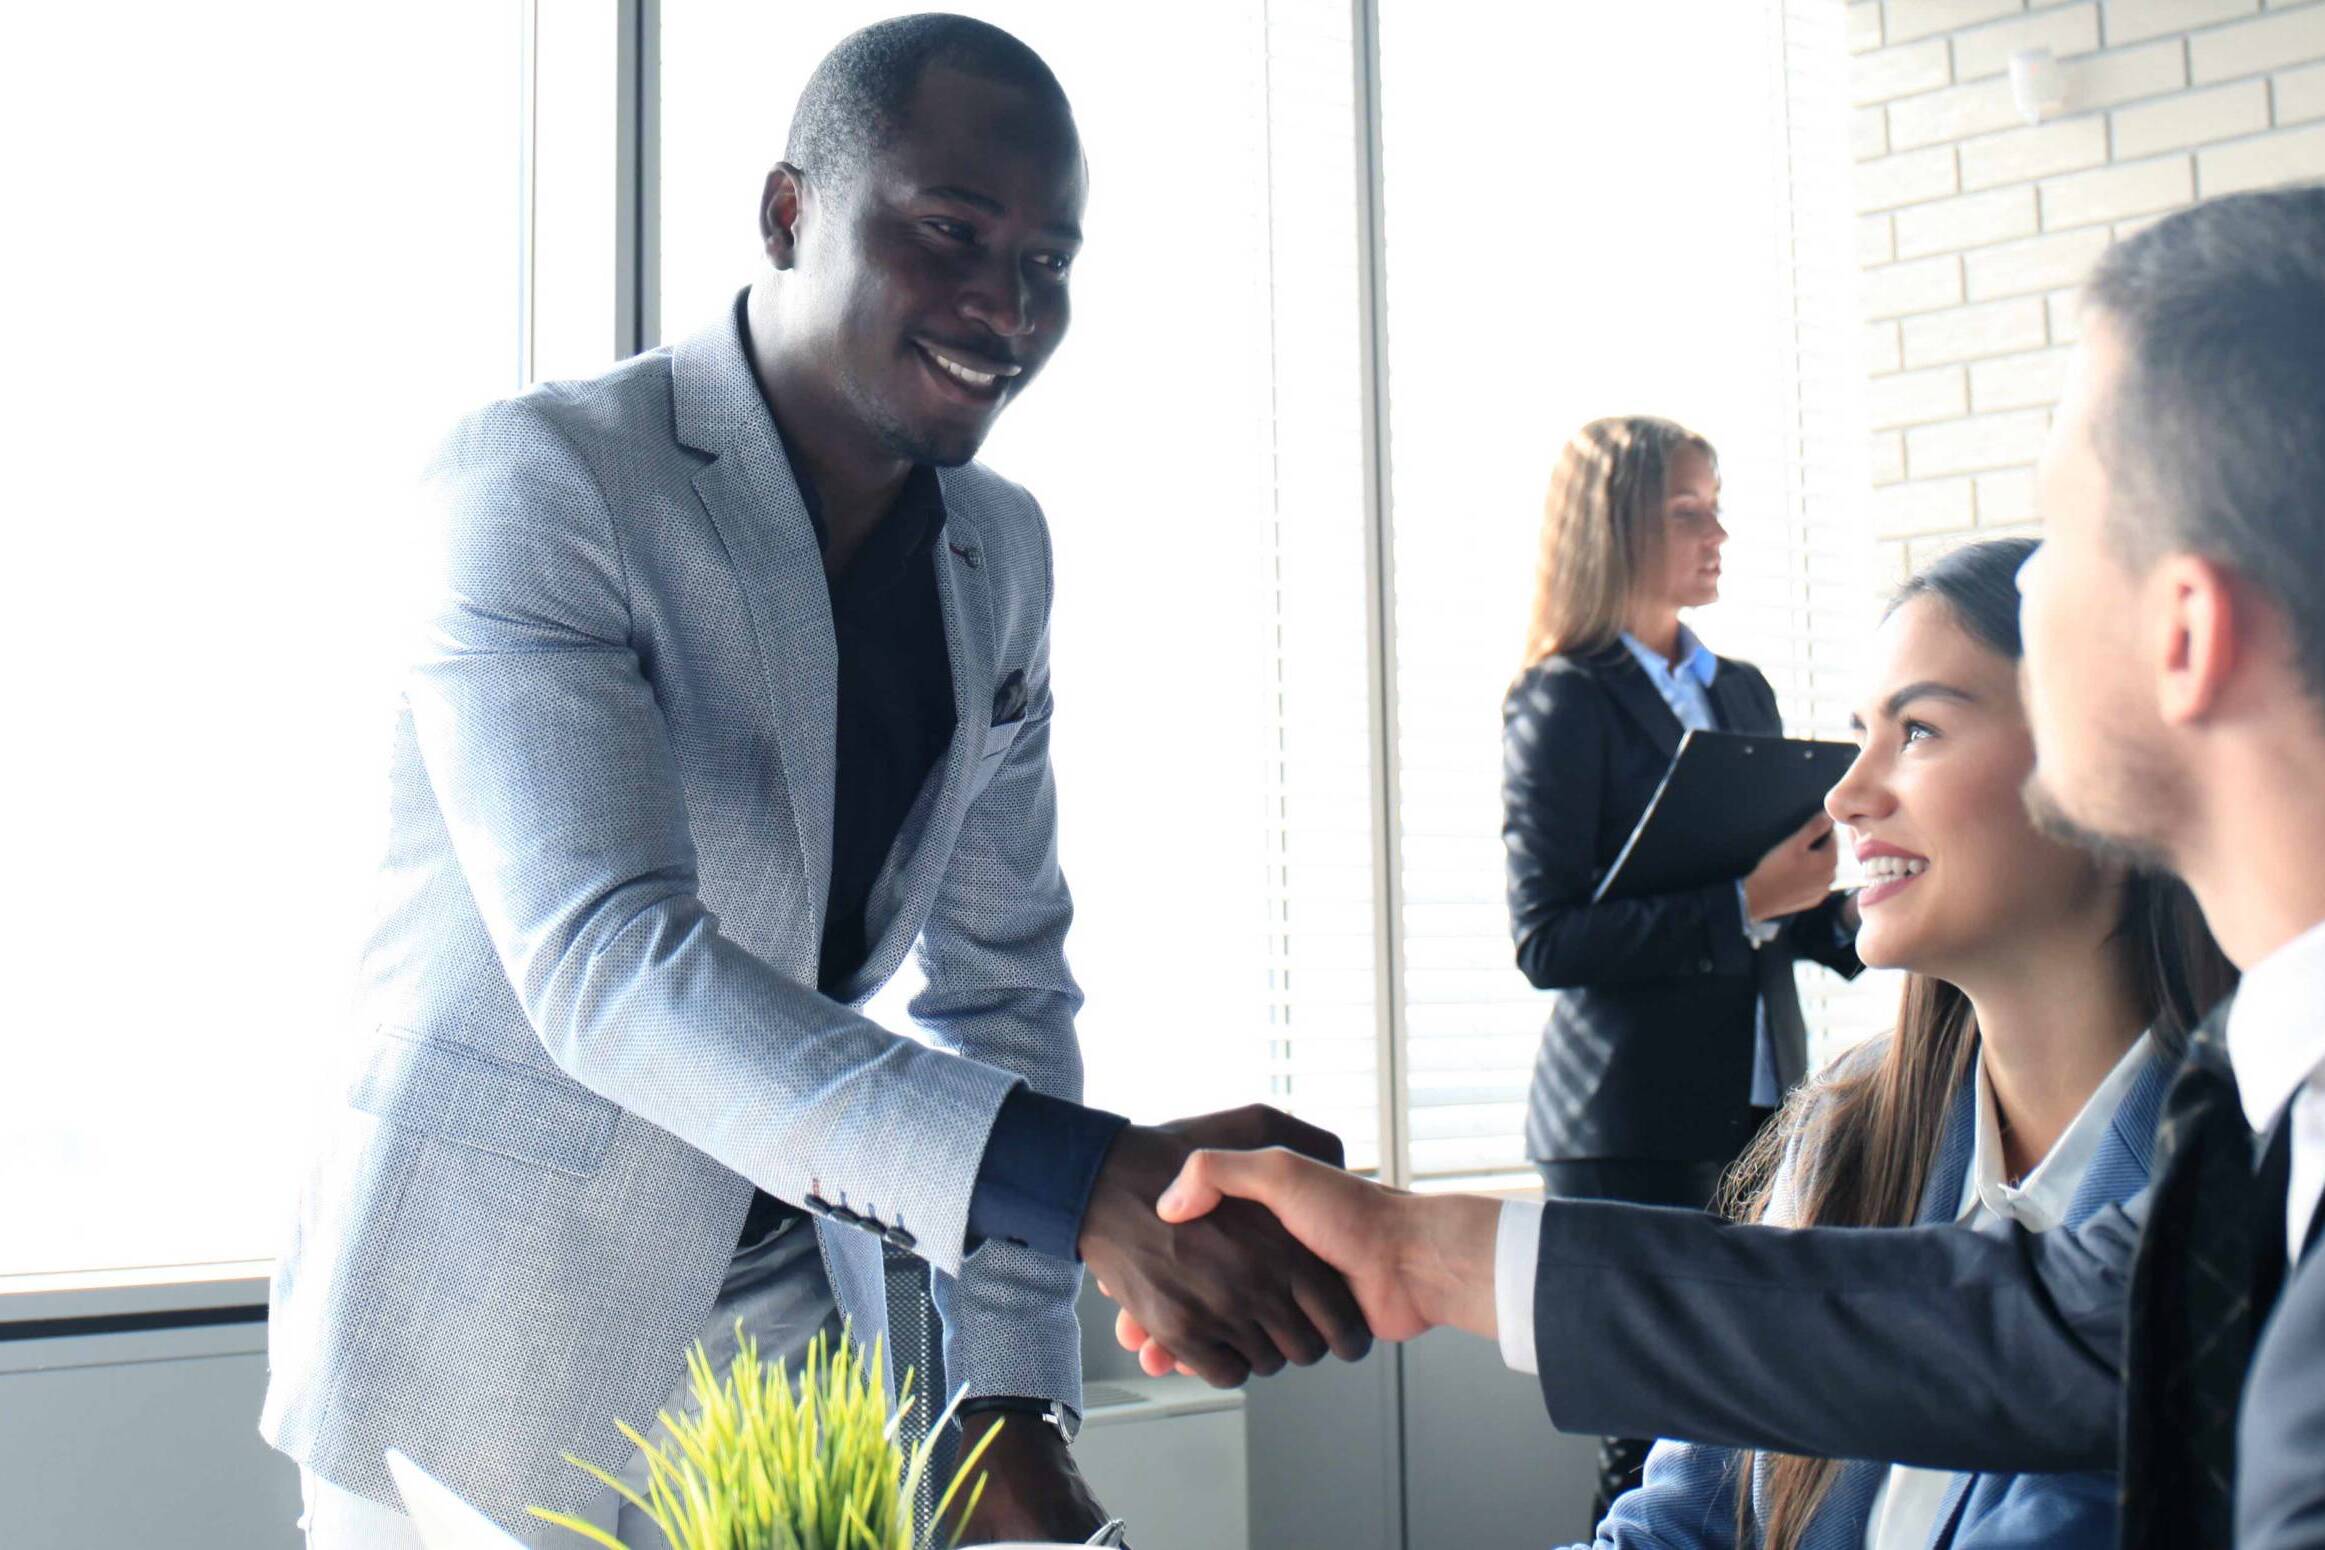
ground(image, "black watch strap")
xmin=953 ymin=1394 xmax=1076 ymax=1442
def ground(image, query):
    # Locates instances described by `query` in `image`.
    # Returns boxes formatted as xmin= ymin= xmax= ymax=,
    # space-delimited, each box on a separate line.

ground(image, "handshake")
xmin=1079 ymin=1109 xmax=1502 ymax=1385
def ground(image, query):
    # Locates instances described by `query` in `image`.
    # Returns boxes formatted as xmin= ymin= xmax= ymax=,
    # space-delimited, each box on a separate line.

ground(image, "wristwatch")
xmin=953 ymin=1394 xmax=1078 ymax=1443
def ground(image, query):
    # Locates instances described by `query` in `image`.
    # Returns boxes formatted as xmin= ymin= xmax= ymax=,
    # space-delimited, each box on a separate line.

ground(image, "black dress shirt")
xmin=796 ymin=452 xmax=957 ymax=991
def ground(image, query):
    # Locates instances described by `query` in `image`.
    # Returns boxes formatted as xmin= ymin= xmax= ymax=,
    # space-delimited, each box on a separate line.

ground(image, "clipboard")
xmin=1591 ymin=729 xmax=1857 ymax=903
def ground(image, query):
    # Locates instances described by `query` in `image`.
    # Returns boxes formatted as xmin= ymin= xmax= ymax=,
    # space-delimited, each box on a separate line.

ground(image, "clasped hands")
xmin=965 ymin=1114 xmax=1494 ymax=1545
xmin=1082 ymin=1110 xmax=1503 ymax=1386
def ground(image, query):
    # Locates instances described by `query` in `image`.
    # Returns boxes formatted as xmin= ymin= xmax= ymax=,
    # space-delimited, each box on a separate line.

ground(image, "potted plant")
xmin=528 ymin=1327 xmax=1013 ymax=1550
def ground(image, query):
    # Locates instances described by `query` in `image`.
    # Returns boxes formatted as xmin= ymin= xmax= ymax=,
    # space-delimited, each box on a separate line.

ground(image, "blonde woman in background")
xmin=1500 ymin=416 xmax=1861 ymax=1521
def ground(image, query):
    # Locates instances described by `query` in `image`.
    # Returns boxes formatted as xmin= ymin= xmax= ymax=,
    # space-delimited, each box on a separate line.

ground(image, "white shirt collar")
xmin=2227 ymin=914 xmax=2325 ymax=1134
xmin=1966 ymin=1031 xmax=2153 ymax=1232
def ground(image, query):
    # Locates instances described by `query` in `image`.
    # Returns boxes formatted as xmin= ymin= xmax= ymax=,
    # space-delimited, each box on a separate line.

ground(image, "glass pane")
xmin=3 ymin=4 xmax=525 ymax=1277
xmin=659 ymin=4 xmax=1383 ymax=1162
xmin=1376 ymin=1 xmax=1869 ymax=1182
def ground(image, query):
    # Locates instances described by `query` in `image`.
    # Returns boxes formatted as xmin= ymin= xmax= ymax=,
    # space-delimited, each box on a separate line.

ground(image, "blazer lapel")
xmin=1709 ymin=659 xmax=1773 ymax=735
xmin=1804 ymin=1460 xmax=1886 ymax=1550
xmin=2063 ymin=1043 xmax=2173 ymax=1227
xmin=835 ymin=477 xmax=996 ymax=1001
xmin=1586 ymin=643 xmax=1684 ymax=759
xmin=672 ymin=301 xmax=836 ymax=907
xmin=1927 ymin=1472 xmax=1978 ymax=1549
xmin=1917 ymin=1068 xmax=1979 ymax=1224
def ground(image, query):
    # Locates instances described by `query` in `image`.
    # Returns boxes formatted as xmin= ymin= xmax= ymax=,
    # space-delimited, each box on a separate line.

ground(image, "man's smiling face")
xmin=780 ymin=63 xmax=1086 ymax=468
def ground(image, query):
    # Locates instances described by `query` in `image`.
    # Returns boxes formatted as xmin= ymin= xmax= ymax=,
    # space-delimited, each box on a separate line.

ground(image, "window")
xmin=3 ymin=3 xmax=530 ymax=1278
xmin=1372 ymin=0 xmax=1887 ymax=1185
xmin=10 ymin=5 xmax=1898 ymax=1283
xmin=657 ymin=2 xmax=1386 ymax=1162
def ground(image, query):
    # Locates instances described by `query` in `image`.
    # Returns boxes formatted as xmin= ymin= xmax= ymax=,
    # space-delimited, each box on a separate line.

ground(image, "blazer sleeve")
xmin=911 ymin=505 xmax=1091 ymax=1414
xmin=405 ymin=397 xmax=1019 ymax=1278
xmin=1527 ymin=1189 xmax=2147 ymax=1474
xmin=1782 ymin=892 xmax=1865 ymax=980
xmin=1504 ymin=664 xmax=1755 ymax=990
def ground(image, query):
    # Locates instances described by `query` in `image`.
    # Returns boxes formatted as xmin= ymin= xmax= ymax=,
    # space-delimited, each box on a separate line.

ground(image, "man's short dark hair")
xmin=2085 ymin=186 xmax=2325 ymax=703
xmin=786 ymin=13 xmax=1071 ymax=192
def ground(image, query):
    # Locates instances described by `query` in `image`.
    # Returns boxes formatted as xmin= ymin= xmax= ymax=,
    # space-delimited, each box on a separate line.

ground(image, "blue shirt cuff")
xmin=1737 ymin=881 xmax=1782 ymax=946
xmin=966 ymin=1086 xmax=1130 ymax=1262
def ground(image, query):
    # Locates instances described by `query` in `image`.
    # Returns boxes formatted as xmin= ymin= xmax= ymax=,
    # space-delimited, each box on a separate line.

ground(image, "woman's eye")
xmin=924 ymin=218 xmax=974 ymax=242
xmin=1032 ymin=252 xmax=1073 ymax=277
xmin=1902 ymin=721 xmax=1936 ymax=746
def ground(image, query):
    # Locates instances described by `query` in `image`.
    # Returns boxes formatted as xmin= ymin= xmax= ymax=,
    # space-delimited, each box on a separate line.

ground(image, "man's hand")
xmin=945 ymin=1415 xmax=1116 ymax=1546
xmin=1078 ymin=1109 xmax=1372 ymax=1389
xmin=1112 ymin=1147 xmax=1502 ymax=1377
xmin=1156 ymin=1102 xmax=1347 ymax=1164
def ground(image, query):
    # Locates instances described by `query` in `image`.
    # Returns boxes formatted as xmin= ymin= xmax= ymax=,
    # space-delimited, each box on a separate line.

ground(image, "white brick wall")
xmin=2280 ymin=60 xmax=2325 ymax=120
xmin=1849 ymin=0 xmax=2325 ymax=583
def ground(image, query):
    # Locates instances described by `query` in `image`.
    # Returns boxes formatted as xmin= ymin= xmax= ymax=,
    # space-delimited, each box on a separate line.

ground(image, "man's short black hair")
xmin=786 ymin=13 xmax=1072 ymax=192
xmin=2085 ymin=186 xmax=2325 ymax=705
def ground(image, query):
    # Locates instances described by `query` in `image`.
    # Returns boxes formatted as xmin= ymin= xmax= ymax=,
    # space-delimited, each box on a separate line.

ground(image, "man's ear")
xmin=2153 ymin=553 xmax=2240 ymax=726
xmin=761 ymin=163 xmax=807 ymax=270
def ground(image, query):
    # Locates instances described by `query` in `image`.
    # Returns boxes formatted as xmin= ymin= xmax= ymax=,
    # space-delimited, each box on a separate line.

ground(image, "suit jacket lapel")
xmin=1801 ymin=1460 xmax=1886 ymax=1550
xmin=1928 ymin=1473 xmax=1978 ymax=1549
xmin=1914 ymin=1068 xmax=1979 ymax=1224
xmin=836 ymin=477 xmax=996 ymax=1001
xmin=2061 ymin=1045 xmax=2172 ymax=1227
xmin=672 ymin=302 xmax=835 ymax=907
xmin=1587 ymin=643 xmax=1684 ymax=759
xmin=1710 ymin=659 xmax=1772 ymax=735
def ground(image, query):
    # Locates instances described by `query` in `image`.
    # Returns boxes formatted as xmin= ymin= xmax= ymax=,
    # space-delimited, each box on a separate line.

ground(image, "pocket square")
xmin=991 ymin=669 xmax=1028 ymax=726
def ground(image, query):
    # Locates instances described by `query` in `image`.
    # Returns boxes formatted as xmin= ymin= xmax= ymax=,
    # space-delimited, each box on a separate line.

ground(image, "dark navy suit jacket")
xmin=1529 ymin=1011 xmax=2325 ymax=1549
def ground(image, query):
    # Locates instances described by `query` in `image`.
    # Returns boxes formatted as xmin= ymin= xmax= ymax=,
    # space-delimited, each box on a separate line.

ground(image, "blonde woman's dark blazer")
xmin=1503 ymin=640 xmax=1860 ymax=1166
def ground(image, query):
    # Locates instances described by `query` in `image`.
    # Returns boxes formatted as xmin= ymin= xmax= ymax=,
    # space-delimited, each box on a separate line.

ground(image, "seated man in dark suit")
xmin=1118 ymin=186 xmax=2325 ymax=1550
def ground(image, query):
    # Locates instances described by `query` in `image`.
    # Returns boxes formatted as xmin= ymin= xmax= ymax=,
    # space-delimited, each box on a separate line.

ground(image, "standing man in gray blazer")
xmin=262 ymin=16 xmax=1365 ymax=1546
xmin=1134 ymin=188 xmax=2325 ymax=1548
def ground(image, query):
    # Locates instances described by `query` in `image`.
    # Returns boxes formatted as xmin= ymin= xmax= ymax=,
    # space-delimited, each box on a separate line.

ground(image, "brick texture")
xmin=1848 ymin=0 xmax=2325 ymax=564
xmin=1955 ymin=6 xmax=2102 ymax=83
xmin=2112 ymin=79 xmax=2273 ymax=156
xmin=2279 ymin=60 xmax=2325 ymax=121
xmin=2198 ymin=120 xmax=2325 ymax=191
xmin=2192 ymin=6 xmax=2325 ymax=82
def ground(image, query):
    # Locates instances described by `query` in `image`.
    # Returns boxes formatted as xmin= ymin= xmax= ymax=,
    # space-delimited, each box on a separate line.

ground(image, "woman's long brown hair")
xmin=1719 ymin=539 xmax=2239 ymax=1550
xmin=1519 ymin=416 xmax=1715 ymax=670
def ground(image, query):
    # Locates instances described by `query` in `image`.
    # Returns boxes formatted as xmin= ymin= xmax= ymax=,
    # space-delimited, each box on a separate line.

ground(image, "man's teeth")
xmin=1862 ymin=856 xmax=1928 ymax=882
xmin=929 ymin=350 xmax=998 ymax=388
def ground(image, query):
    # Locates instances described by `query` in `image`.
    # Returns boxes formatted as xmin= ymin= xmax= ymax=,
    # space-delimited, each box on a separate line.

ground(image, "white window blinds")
xmin=1372 ymin=0 xmax=1888 ymax=1186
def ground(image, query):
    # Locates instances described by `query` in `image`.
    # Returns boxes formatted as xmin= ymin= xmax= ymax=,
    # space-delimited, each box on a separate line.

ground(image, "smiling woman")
xmin=1648 ymin=537 xmax=2240 ymax=1550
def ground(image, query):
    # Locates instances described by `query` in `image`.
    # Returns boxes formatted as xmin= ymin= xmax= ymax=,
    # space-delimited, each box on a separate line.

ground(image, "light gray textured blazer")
xmin=262 ymin=299 xmax=1088 ymax=1530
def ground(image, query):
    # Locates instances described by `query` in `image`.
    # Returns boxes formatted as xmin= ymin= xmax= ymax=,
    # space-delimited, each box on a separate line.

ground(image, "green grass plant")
xmin=529 ymin=1326 xmax=1000 ymax=1550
